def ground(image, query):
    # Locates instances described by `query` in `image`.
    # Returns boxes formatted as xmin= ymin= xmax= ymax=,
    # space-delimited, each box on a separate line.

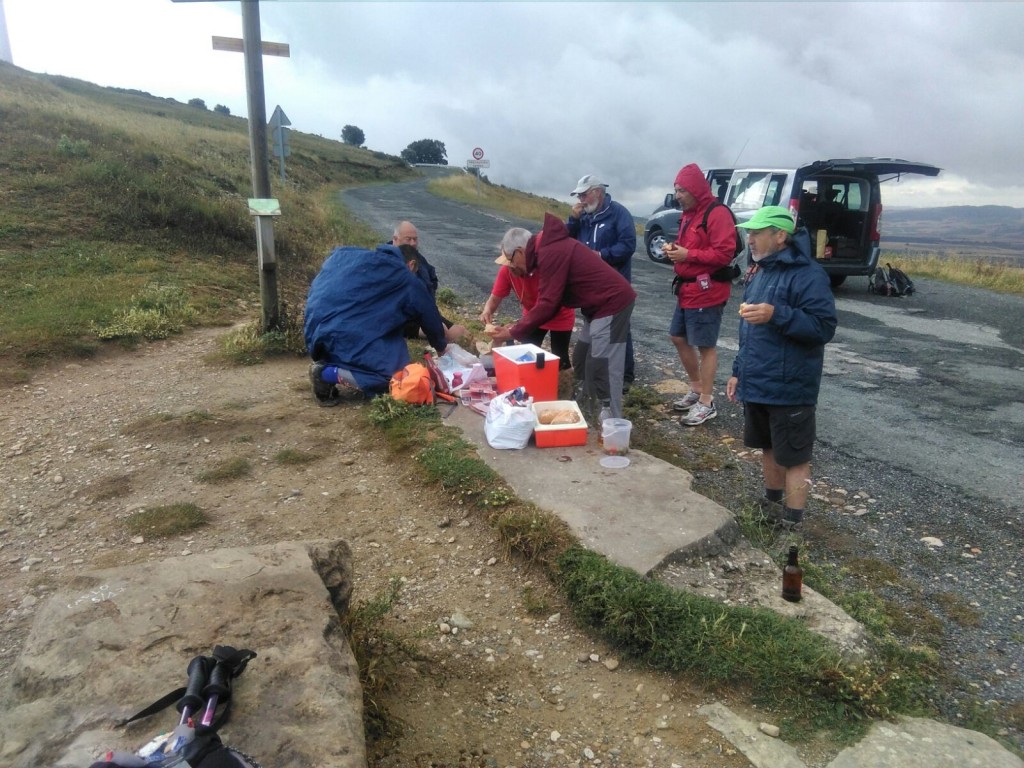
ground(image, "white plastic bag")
xmin=439 ymin=344 xmax=483 ymax=392
xmin=444 ymin=343 xmax=480 ymax=368
xmin=484 ymin=388 xmax=536 ymax=449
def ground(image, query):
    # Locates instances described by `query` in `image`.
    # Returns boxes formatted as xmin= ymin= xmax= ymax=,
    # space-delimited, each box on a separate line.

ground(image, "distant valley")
xmin=881 ymin=205 xmax=1024 ymax=264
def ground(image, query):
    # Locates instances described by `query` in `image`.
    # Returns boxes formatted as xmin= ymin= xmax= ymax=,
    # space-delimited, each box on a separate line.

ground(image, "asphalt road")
xmin=341 ymin=174 xmax=1024 ymax=726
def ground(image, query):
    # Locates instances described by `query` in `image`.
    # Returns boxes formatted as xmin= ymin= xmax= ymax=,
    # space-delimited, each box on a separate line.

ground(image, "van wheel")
xmin=829 ymin=275 xmax=847 ymax=288
xmin=646 ymin=230 xmax=671 ymax=264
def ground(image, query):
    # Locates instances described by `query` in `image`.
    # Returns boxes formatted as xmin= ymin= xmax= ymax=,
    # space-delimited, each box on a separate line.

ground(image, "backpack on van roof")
xmin=699 ymin=202 xmax=744 ymax=282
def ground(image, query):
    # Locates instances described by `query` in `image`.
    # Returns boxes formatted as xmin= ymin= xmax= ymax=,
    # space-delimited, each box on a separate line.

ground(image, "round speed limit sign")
xmin=472 ymin=147 xmax=485 ymax=161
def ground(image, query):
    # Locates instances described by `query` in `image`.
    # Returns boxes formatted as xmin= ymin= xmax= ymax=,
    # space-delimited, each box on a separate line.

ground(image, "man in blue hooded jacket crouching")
xmin=303 ymin=243 xmax=451 ymax=406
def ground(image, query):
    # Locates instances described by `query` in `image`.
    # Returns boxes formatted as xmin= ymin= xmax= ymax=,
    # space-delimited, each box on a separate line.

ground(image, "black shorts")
xmin=743 ymin=403 xmax=817 ymax=467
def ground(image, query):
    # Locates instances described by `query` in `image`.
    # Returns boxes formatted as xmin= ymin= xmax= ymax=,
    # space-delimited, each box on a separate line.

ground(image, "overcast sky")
xmin=5 ymin=0 xmax=1024 ymax=213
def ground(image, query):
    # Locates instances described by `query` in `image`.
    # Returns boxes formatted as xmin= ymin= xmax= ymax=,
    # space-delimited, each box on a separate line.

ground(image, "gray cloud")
xmin=8 ymin=0 xmax=1024 ymax=211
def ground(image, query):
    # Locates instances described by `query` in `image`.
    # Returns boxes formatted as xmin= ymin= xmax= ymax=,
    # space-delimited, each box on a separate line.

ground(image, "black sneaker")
xmin=309 ymin=362 xmax=341 ymax=407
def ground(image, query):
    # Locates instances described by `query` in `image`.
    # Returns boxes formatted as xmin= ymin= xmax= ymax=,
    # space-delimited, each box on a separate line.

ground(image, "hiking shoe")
xmin=756 ymin=497 xmax=784 ymax=524
xmin=779 ymin=508 xmax=804 ymax=529
xmin=309 ymin=362 xmax=341 ymax=407
xmin=672 ymin=391 xmax=701 ymax=412
xmin=681 ymin=400 xmax=717 ymax=426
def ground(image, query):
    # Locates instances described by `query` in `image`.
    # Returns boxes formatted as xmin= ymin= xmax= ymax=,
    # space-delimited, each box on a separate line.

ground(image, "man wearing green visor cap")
xmin=726 ymin=206 xmax=837 ymax=528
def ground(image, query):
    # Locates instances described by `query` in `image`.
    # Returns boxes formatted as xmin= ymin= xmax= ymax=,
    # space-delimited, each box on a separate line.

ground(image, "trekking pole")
xmin=178 ymin=655 xmax=213 ymax=725
xmin=199 ymin=657 xmax=231 ymax=727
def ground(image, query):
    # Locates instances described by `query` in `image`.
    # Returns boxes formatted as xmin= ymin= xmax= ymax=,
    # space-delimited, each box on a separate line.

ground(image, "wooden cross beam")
xmin=212 ymin=35 xmax=290 ymax=58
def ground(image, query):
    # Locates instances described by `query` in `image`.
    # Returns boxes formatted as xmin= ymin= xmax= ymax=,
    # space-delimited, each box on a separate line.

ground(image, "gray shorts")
xmin=669 ymin=304 xmax=725 ymax=349
xmin=743 ymin=403 xmax=817 ymax=467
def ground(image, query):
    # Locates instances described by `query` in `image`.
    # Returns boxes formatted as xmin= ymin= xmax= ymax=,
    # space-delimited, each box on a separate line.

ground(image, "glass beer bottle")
xmin=782 ymin=546 xmax=803 ymax=603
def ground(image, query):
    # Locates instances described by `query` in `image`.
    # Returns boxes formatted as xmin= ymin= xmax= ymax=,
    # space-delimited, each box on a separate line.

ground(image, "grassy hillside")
xmin=0 ymin=61 xmax=414 ymax=383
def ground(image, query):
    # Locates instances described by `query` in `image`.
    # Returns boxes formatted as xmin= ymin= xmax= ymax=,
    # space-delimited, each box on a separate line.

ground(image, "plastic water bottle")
xmin=597 ymin=401 xmax=612 ymax=447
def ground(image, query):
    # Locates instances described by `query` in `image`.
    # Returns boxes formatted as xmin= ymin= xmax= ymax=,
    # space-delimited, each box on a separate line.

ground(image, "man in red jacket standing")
xmin=663 ymin=163 xmax=738 ymax=426
xmin=488 ymin=213 xmax=636 ymax=419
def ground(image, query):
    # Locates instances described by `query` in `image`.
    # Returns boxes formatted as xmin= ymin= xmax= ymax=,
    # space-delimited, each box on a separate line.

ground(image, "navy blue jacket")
xmin=732 ymin=228 xmax=837 ymax=406
xmin=304 ymin=244 xmax=448 ymax=393
xmin=566 ymin=194 xmax=636 ymax=282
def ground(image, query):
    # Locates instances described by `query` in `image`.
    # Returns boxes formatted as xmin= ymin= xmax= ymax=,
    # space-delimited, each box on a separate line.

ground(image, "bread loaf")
xmin=539 ymin=409 xmax=579 ymax=425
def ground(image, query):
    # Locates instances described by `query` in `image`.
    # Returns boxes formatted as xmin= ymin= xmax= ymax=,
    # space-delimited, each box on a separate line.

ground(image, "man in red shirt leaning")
xmin=488 ymin=213 xmax=636 ymax=419
xmin=663 ymin=163 xmax=738 ymax=427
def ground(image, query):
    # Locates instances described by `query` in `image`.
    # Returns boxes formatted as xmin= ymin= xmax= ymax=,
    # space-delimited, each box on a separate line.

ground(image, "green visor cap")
xmin=735 ymin=205 xmax=796 ymax=234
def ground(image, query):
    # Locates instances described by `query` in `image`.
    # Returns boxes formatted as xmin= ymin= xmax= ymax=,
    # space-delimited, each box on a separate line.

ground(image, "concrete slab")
xmin=445 ymin=405 xmax=739 ymax=575
xmin=827 ymin=716 xmax=1024 ymax=768
xmin=700 ymin=702 xmax=809 ymax=768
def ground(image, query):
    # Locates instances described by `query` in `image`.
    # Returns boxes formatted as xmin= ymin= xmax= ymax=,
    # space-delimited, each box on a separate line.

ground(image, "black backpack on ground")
xmin=886 ymin=262 xmax=915 ymax=296
xmin=869 ymin=263 xmax=915 ymax=297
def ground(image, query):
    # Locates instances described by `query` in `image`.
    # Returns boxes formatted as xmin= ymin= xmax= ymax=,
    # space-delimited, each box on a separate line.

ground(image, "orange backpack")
xmin=389 ymin=363 xmax=435 ymax=405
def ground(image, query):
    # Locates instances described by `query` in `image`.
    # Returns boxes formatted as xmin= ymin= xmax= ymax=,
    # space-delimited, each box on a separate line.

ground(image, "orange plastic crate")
xmin=532 ymin=401 xmax=588 ymax=448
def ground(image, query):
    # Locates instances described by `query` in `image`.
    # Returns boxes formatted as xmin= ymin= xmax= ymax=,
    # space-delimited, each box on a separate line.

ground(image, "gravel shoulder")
xmin=2 ymin=324 xmax=1020 ymax=765
xmin=0 ymin=328 xmax=788 ymax=768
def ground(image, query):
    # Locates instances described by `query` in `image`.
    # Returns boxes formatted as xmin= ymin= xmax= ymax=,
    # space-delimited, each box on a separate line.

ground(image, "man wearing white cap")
xmin=566 ymin=174 xmax=637 ymax=386
xmin=488 ymin=214 xmax=636 ymax=419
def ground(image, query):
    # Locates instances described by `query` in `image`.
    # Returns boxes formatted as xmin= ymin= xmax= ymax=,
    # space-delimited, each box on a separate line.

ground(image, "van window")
xmin=822 ymin=180 xmax=867 ymax=212
xmin=727 ymin=171 xmax=789 ymax=211
xmin=709 ymin=176 xmax=730 ymax=203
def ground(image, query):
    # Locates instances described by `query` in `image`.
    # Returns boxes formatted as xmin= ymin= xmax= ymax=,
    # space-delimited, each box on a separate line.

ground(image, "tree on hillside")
xmin=187 ymin=98 xmax=207 ymax=110
xmin=401 ymin=139 xmax=447 ymax=165
xmin=214 ymin=104 xmax=231 ymax=115
xmin=341 ymin=125 xmax=365 ymax=147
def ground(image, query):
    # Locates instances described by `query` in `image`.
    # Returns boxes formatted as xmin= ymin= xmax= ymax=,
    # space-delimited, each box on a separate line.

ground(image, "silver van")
xmin=643 ymin=158 xmax=941 ymax=286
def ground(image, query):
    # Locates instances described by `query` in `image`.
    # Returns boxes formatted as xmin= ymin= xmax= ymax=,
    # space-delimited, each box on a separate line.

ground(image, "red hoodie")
xmin=509 ymin=213 xmax=636 ymax=341
xmin=673 ymin=163 xmax=736 ymax=309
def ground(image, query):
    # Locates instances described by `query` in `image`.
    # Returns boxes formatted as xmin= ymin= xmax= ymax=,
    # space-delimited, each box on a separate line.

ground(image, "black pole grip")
xmin=203 ymin=659 xmax=231 ymax=699
xmin=177 ymin=655 xmax=212 ymax=714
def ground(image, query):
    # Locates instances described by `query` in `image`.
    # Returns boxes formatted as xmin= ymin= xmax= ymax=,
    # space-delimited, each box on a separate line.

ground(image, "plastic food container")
xmin=532 ymin=401 xmax=588 ymax=448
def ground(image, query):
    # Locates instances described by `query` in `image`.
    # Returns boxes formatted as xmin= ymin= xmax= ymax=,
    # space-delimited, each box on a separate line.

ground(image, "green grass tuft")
xmin=274 ymin=448 xmax=320 ymax=466
xmin=197 ymin=457 xmax=251 ymax=483
xmin=554 ymin=546 xmax=939 ymax=733
xmin=124 ymin=503 xmax=208 ymax=538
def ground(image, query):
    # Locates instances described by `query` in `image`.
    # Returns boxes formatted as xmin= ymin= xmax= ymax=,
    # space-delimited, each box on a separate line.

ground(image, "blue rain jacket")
xmin=565 ymin=194 xmax=636 ymax=281
xmin=732 ymin=228 xmax=837 ymax=406
xmin=304 ymin=244 xmax=448 ymax=393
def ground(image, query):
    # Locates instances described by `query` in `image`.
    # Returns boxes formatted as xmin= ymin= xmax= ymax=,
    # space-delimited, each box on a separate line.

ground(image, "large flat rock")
xmin=0 ymin=540 xmax=364 ymax=768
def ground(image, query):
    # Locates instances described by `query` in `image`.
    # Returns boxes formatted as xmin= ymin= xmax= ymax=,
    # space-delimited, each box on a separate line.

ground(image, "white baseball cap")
xmin=571 ymin=174 xmax=608 ymax=196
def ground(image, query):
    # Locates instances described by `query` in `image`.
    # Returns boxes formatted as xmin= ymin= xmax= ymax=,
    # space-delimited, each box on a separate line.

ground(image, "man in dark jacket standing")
xmin=664 ymin=163 xmax=738 ymax=426
xmin=566 ymin=175 xmax=637 ymax=385
xmin=488 ymin=213 xmax=636 ymax=418
xmin=726 ymin=206 xmax=837 ymax=528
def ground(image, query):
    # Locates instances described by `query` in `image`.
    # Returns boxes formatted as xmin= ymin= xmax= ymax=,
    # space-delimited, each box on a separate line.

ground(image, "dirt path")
xmin=1 ymin=328 xmax=846 ymax=768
